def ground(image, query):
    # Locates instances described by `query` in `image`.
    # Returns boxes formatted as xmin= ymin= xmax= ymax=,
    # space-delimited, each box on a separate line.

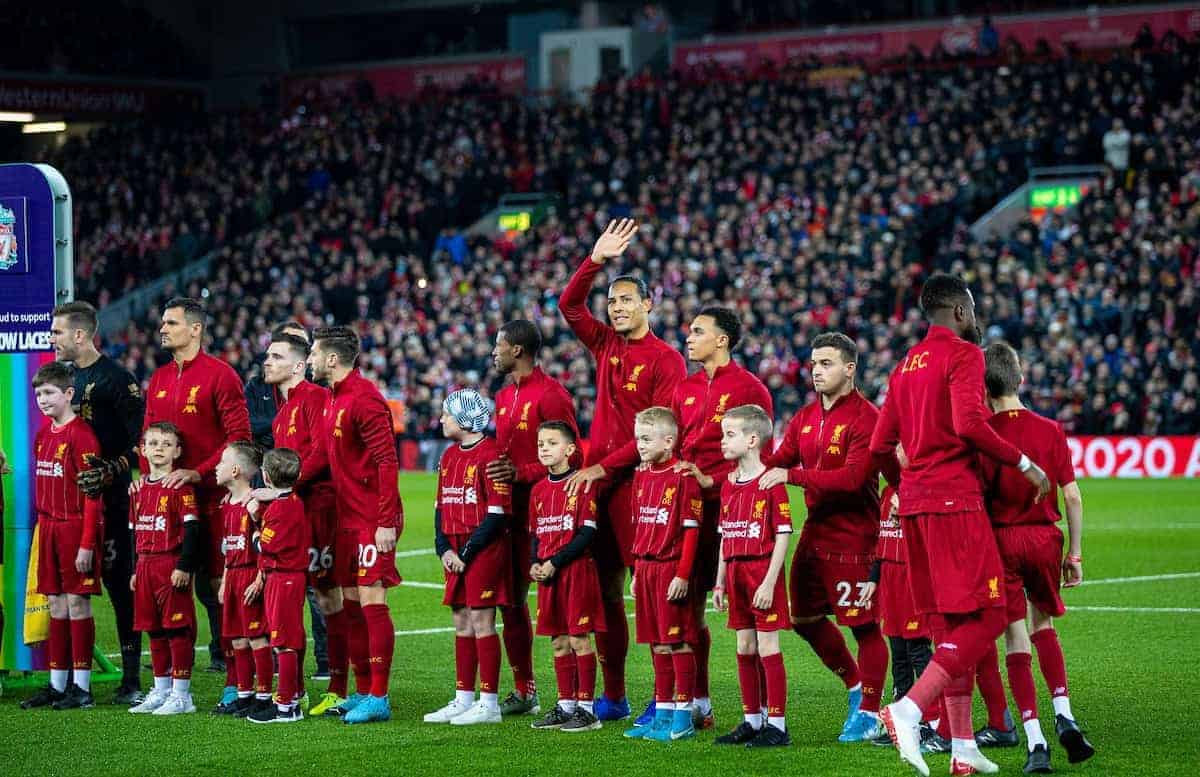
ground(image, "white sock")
xmin=238 ymin=690 xmax=253 ymax=699
xmin=172 ymin=678 xmax=191 ymax=696
xmin=455 ymin=690 xmax=475 ymax=707
xmin=579 ymin=699 xmax=594 ymax=714
xmin=481 ymin=691 xmax=499 ymax=710
xmin=676 ymin=700 xmax=692 ymax=712
xmin=952 ymin=738 xmax=979 ymax=758
xmin=1051 ymin=696 xmax=1073 ymax=719
xmin=891 ymin=696 xmax=922 ymax=725
xmin=862 ymin=709 xmax=879 ymax=720
xmin=745 ymin=712 xmax=763 ymax=729
xmin=849 ymin=682 xmax=863 ymax=694
xmin=154 ymin=676 xmax=171 ymax=693
xmin=74 ymin=669 xmax=91 ymax=692
xmin=50 ymin=670 xmax=69 ymax=692
xmin=1024 ymin=719 xmax=1048 ymax=750
xmin=768 ymin=715 xmax=787 ymax=731
xmin=256 ymin=692 xmax=272 ymax=701
xmin=559 ymin=699 xmax=577 ymax=713
xmin=694 ymin=696 xmax=712 ymax=714
xmin=277 ymin=701 xmax=290 ymax=713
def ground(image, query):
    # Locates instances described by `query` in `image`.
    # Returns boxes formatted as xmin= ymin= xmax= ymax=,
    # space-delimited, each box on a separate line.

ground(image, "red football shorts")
xmin=994 ymin=523 xmax=1067 ymax=623
xmin=692 ymin=497 xmax=721 ymax=593
xmin=306 ymin=488 xmax=338 ymax=590
xmin=593 ymin=476 xmax=635 ymax=571
xmin=634 ymin=558 xmax=699 ymax=645
xmin=535 ymin=555 xmax=607 ymax=637
xmin=878 ymin=560 xmax=927 ymax=639
xmin=334 ymin=525 xmax=401 ymax=589
xmin=133 ymin=554 xmax=196 ymax=632
xmin=443 ymin=533 xmax=513 ymax=609
xmin=788 ymin=543 xmax=877 ymax=627
xmin=902 ymin=510 xmax=1006 ymax=616
xmin=265 ymin=570 xmax=307 ymax=650
xmin=37 ymin=519 xmax=102 ymax=596
xmin=222 ymin=566 xmax=267 ymax=638
xmin=198 ymin=492 xmax=226 ymax=578
xmin=724 ymin=557 xmax=789 ymax=632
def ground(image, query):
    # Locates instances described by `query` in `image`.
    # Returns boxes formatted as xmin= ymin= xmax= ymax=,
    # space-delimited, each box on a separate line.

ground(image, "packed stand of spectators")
xmin=0 ymin=2 xmax=203 ymax=78
xmin=94 ymin=35 xmax=1200 ymax=446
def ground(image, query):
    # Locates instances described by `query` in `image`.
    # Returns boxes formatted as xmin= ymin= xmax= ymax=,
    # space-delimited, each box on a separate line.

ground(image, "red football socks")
xmin=672 ymin=651 xmax=696 ymax=704
xmin=150 ymin=636 xmax=171 ymax=679
xmin=1006 ymin=651 xmax=1038 ymax=722
xmin=234 ymin=645 xmax=254 ymax=693
xmin=598 ymin=599 xmax=628 ymax=701
xmin=796 ymin=618 xmax=860 ymax=689
xmin=500 ymin=602 xmax=536 ymax=697
xmin=905 ymin=659 xmax=951 ymax=714
xmin=553 ymin=653 xmax=577 ymax=702
xmin=652 ymin=651 xmax=675 ymax=704
xmin=253 ymin=645 xmax=274 ymax=695
xmin=477 ymin=633 xmax=501 ymax=695
xmin=736 ymin=653 xmax=761 ymax=714
xmin=70 ymin=617 xmax=95 ymax=673
xmin=362 ymin=603 xmax=394 ymax=697
xmin=223 ymin=637 xmax=236 ymax=687
xmin=49 ymin=617 xmax=71 ymax=672
xmin=343 ymin=599 xmax=371 ymax=695
xmin=761 ymin=652 xmax=787 ymax=719
xmin=575 ymin=651 xmax=597 ymax=703
xmin=168 ymin=631 xmax=193 ymax=680
xmin=277 ymin=650 xmax=298 ymax=706
xmin=455 ymin=635 xmax=478 ymax=693
xmin=692 ymin=626 xmax=712 ymax=698
xmin=852 ymin=623 xmax=888 ymax=714
xmin=323 ymin=608 xmax=350 ymax=697
xmin=944 ymin=671 xmax=975 ymax=741
xmin=976 ymin=641 xmax=1010 ymax=729
xmin=1030 ymin=628 xmax=1070 ymax=698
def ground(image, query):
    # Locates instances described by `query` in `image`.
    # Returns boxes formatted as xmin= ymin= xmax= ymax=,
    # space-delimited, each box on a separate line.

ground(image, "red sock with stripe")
xmin=736 ymin=653 xmax=761 ymax=719
xmin=761 ymin=652 xmax=787 ymax=727
xmin=1005 ymin=651 xmax=1038 ymax=723
xmin=456 ymin=635 xmax=478 ymax=693
xmin=48 ymin=617 xmax=71 ymax=688
xmin=575 ymin=651 xmax=597 ymax=706
xmin=477 ymin=633 xmax=502 ymax=698
xmin=553 ymin=653 xmax=577 ymax=705
xmin=70 ymin=617 xmax=95 ymax=690
xmin=1030 ymin=629 xmax=1069 ymax=699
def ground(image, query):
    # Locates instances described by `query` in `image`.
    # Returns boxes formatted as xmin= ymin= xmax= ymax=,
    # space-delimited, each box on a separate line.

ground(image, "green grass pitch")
xmin=3 ymin=475 xmax=1199 ymax=776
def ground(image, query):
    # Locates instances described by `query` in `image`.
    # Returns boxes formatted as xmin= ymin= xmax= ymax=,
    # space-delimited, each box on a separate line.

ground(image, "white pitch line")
xmin=1071 ymin=606 xmax=1200 ymax=614
xmin=1078 ymin=572 xmax=1200 ymax=586
xmin=395 ymin=549 xmax=431 ymax=558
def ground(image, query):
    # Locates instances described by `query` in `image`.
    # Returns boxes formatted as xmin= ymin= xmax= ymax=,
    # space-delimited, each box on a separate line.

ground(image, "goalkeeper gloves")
xmin=76 ymin=453 xmax=128 ymax=497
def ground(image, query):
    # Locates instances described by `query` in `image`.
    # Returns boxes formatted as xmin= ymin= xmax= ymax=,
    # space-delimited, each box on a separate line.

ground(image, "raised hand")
xmin=589 ymin=218 xmax=639 ymax=264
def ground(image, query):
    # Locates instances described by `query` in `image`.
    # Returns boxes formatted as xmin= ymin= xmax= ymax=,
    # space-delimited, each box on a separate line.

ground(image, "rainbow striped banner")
xmin=0 ymin=350 xmax=54 ymax=670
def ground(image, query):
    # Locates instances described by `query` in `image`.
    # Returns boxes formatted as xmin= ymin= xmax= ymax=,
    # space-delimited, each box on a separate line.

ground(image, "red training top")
xmin=274 ymin=380 xmax=335 ymax=508
xmin=558 ymin=257 xmax=686 ymax=475
xmin=494 ymin=366 xmax=581 ymax=487
xmin=672 ymin=360 xmax=774 ymax=501
xmin=131 ymin=478 xmax=198 ymax=554
xmin=322 ymin=369 xmax=403 ymax=531
xmin=718 ymin=472 xmax=793 ymax=559
xmin=34 ymin=416 xmax=104 ymax=550
xmin=258 ymin=492 xmax=309 ymax=572
xmin=870 ymin=326 xmax=1022 ymax=515
xmin=142 ymin=352 xmax=251 ymax=496
xmin=981 ymin=408 xmax=1075 ymax=526
xmin=436 ymin=437 xmax=512 ymax=536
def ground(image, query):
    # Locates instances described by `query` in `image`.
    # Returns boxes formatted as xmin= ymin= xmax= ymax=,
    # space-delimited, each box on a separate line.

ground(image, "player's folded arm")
xmin=434 ymin=508 xmax=452 ymax=557
xmin=549 ymin=524 xmax=596 ymax=570
xmin=458 ymin=508 xmax=508 ymax=563
xmin=176 ymin=516 xmax=202 ymax=574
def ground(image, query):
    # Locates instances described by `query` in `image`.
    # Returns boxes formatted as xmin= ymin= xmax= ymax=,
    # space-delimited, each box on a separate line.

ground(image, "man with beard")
xmin=50 ymin=301 xmax=146 ymax=703
xmin=487 ymin=319 xmax=581 ymax=717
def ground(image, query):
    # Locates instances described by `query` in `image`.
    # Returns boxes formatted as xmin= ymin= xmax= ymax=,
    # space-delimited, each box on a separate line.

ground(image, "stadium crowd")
xmin=60 ymin=34 xmax=1200 ymax=444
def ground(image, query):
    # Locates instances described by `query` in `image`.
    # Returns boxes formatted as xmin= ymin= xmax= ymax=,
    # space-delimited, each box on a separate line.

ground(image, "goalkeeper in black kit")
xmin=50 ymin=302 xmax=147 ymax=703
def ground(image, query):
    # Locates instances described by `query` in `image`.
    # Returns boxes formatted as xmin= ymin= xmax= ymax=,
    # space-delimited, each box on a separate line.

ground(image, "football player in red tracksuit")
xmin=870 ymin=274 xmax=1051 ymax=777
xmin=213 ymin=443 xmax=273 ymax=719
xmin=528 ymin=421 xmax=607 ymax=734
xmin=261 ymin=327 xmax=348 ymax=717
xmin=488 ymin=319 xmax=582 ymax=717
xmin=623 ymin=407 xmax=702 ymax=743
xmin=425 ymin=389 xmax=514 ymax=727
xmin=141 ymin=297 xmax=251 ymax=689
xmin=306 ymin=326 xmax=403 ymax=725
xmin=558 ymin=219 xmax=686 ymax=719
xmin=669 ymin=306 xmax=772 ymax=730
xmin=711 ymin=404 xmax=793 ymax=749
xmin=761 ymin=332 xmax=896 ymax=742
xmin=247 ymin=448 xmax=309 ymax=724
xmin=979 ymin=342 xmax=1094 ymax=772
xmin=22 ymin=363 xmax=103 ymax=711
xmin=127 ymin=422 xmax=202 ymax=716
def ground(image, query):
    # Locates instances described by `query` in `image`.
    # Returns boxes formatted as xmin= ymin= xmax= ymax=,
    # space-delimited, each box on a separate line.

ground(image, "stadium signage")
xmin=1067 ymin=436 xmax=1200 ymax=479
xmin=0 ymin=79 xmax=203 ymax=116
xmin=674 ymin=5 xmax=1200 ymax=69
xmin=285 ymin=54 xmax=527 ymax=103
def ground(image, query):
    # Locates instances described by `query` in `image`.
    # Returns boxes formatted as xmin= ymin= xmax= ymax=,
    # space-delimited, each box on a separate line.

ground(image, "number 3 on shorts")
xmin=358 ymin=543 xmax=378 ymax=569
xmin=836 ymin=581 xmax=873 ymax=608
